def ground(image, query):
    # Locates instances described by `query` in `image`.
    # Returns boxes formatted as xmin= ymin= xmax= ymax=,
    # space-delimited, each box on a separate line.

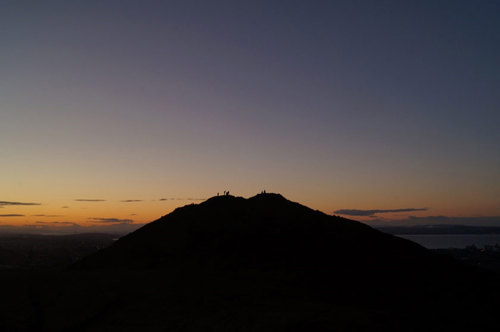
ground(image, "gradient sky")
xmin=1 ymin=1 xmax=499 ymax=232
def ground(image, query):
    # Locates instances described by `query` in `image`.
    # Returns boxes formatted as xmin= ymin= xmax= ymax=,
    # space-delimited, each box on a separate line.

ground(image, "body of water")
xmin=398 ymin=234 xmax=500 ymax=249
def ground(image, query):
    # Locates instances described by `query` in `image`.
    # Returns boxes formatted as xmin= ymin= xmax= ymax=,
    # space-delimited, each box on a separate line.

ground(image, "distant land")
xmin=377 ymin=225 xmax=500 ymax=235
xmin=0 ymin=223 xmax=144 ymax=236
xmin=0 ymin=233 xmax=116 ymax=269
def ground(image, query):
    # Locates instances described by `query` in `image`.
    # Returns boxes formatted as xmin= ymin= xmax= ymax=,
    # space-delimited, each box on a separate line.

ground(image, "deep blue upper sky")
xmin=0 ymin=1 xmax=499 ymax=228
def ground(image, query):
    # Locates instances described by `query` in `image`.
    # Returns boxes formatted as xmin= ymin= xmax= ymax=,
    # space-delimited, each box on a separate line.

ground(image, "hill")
xmin=76 ymin=193 xmax=435 ymax=271
xmin=1 ymin=193 xmax=499 ymax=331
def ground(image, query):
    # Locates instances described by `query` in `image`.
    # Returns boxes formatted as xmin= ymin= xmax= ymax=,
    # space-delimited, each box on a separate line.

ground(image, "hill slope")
xmin=70 ymin=194 xmax=498 ymax=328
xmin=2 ymin=193 xmax=497 ymax=331
xmin=76 ymin=193 xmax=437 ymax=272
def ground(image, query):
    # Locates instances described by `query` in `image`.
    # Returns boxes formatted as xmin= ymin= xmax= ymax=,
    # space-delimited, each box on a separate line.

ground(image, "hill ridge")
xmin=63 ymin=193 xmax=500 ymax=330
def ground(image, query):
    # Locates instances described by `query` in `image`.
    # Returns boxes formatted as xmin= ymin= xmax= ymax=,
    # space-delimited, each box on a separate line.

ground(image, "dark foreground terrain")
xmin=434 ymin=245 xmax=500 ymax=273
xmin=0 ymin=233 xmax=116 ymax=269
xmin=1 ymin=194 xmax=499 ymax=331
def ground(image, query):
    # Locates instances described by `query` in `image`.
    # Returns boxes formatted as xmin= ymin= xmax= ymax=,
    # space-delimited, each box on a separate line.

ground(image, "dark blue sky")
xmin=0 ymin=1 xmax=499 ymax=227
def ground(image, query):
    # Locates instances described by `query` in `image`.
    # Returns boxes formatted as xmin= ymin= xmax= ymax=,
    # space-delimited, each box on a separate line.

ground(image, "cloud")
xmin=120 ymin=200 xmax=142 ymax=203
xmin=0 ymin=201 xmax=41 ymax=206
xmin=0 ymin=214 xmax=24 ymax=217
xmin=88 ymin=217 xmax=134 ymax=224
xmin=74 ymin=199 xmax=106 ymax=202
xmin=159 ymin=197 xmax=206 ymax=201
xmin=35 ymin=221 xmax=80 ymax=226
xmin=32 ymin=214 xmax=64 ymax=217
xmin=334 ymin=208 xmax=427 ymax=216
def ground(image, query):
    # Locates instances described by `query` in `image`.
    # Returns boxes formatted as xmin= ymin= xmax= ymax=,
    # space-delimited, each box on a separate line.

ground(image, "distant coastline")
xmin=377 ymin=225 xmax=500 ymax=235
xmin=376 ymin=225 xmax=500 ymax=249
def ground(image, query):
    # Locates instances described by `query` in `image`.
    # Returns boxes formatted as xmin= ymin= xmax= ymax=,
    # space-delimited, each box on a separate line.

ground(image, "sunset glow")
xmin=1 ymin=1 xmax=499 ymax=233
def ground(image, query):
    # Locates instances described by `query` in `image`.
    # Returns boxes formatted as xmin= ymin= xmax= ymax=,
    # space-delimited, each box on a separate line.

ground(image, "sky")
xmin=1 ymin=0 xmax=499 ymax=233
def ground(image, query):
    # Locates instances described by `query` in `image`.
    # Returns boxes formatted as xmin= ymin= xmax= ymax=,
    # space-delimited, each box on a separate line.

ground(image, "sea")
xmin=398 ymin=234 xmax=500 ymax=249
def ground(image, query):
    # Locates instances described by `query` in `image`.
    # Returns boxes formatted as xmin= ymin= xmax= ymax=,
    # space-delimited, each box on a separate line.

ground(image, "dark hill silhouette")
xmin=76 ymin=193 xmax=437 ymax=271
xmin=71 ymin=192 xmax=484 ymax=282
xmin=1 ymin=193 xmax=498 ymax=331
xmin=67 ymin=194 xmax=499 ymax=330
